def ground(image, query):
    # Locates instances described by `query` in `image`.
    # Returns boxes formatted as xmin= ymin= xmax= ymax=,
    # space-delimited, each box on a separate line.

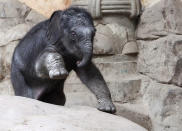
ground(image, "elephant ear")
xmin=47 ymin=10 xmax=63 ymax=44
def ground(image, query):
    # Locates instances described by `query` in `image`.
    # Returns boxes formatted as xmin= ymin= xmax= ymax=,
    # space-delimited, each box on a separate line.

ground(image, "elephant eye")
xmin=71 ymin=31 xmax=77 ymax=39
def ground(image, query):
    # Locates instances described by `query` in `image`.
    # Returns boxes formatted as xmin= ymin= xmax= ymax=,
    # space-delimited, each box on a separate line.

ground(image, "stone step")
xmin=64 ymin=75 xmax=142 ymax=103
xmin=64 ymin=77 xmax=142 ymax=106
xmin=115 ymin=101 xmax=152 ymax=131
xmin=93 ymin=54 xmax=137 ymax=63
xmin=65 ymin=54 xmax=140 ymax=102
xmin=66 ymin=55 xmax=137 ymax=83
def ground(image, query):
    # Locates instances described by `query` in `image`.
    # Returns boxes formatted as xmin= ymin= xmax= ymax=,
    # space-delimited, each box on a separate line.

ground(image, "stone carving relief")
xmin=72 ymin=0 xmax=141 ymax=55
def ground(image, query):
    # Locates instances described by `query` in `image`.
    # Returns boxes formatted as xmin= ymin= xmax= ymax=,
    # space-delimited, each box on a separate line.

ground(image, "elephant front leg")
xmin=74 ymin=62 xmax=116 ymax=114
xmin=46 ymin=53 xmax=68 ymax=79
xmin=35 ymin=50 xmax=68 ymax=79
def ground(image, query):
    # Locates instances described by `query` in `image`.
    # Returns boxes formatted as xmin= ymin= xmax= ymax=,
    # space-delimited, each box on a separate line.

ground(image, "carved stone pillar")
xmin=71 ymin=0 xmax=141 ymax=55
xmin=72 ymin=0 xmax=141 ymax=18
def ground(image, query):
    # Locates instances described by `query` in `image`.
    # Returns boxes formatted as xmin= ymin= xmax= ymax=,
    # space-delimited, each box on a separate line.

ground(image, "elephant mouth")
xmin=76 ymin=52 xmax=92 ymax=68
xmin=76 ymin=61 xmax=81 ymax=65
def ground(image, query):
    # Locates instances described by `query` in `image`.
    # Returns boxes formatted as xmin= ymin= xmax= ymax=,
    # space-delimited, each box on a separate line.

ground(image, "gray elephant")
xmin=11 ymin=7 xmax=116 ymax=113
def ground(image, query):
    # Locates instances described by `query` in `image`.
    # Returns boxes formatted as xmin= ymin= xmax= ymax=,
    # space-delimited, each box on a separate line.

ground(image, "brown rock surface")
xmin=18 ymin=0 xmax=71 ymax=17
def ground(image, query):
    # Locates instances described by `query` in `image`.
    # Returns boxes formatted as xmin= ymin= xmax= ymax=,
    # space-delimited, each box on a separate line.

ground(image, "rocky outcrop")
xmin=137 ymin=0 xmax=182 ymax=130
xmin=0 ymin=96 xmax=147 ymax=131
xmin=138 ymin=35 xmax=182 ymax=86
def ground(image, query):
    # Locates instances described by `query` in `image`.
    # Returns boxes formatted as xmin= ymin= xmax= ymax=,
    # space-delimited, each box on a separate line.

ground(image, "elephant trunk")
xmin=77 ymin=42 xmax=93 ymax=68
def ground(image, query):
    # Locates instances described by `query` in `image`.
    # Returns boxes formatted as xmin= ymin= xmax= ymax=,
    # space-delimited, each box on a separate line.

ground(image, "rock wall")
xmin=137 ymin=0 xmax=182 ymax=130
xmin=0 ymin=0 xmax=46 ymax=95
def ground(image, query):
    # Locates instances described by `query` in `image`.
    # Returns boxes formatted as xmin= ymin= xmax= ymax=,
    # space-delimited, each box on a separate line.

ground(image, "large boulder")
xmin=0 ymin=96 xmax=147 ymax=131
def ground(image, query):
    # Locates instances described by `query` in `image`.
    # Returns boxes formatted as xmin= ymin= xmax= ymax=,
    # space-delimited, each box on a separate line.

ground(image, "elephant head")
xmin=60 ymin=7 xmax=96 ymax=67
xmin=66 ymin=25 xmax=95 ymax=68
xmin=47 ymin=7 xmax=96 ymax=68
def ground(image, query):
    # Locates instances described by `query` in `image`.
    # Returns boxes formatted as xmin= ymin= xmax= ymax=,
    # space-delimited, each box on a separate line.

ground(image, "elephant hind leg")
xmin=38 ymin=86 xmax=66 ymax=105
xmin=11 ymin=66 xmax=34 ymax=98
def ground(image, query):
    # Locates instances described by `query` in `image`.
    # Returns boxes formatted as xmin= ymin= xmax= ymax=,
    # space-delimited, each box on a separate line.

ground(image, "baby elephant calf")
xmin=11 ymin=7 xmax=116 ymax=113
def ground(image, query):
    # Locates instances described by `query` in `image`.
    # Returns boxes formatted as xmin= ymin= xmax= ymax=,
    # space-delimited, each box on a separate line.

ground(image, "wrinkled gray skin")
xmin=11 ymin=7 xmax=116 ymax=113
xmin=35 ymin=52 xmax=68 ymax=79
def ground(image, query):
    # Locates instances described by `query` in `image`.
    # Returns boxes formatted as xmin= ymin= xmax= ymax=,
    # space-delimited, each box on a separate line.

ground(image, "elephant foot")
xmin=97 ymin=98 xmax=116 ymax=114
xmin=49 ymin=68 xmax=68 ymax=79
